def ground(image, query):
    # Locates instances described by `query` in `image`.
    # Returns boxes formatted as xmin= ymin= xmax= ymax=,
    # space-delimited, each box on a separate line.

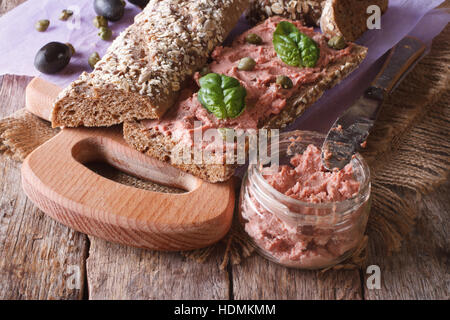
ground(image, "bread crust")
xmin=320 ymin=0 xmax=389 ymax=42
xmin=123 ymin=45 xmax=367 ymax=183
xmin=51 ymin=0 xmax=250 ymax=128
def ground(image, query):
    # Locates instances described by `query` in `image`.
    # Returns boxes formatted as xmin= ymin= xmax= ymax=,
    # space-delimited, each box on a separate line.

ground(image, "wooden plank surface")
xmin=363 ymin=182 xmax=450 ymax=300
xmin=0 ymin=0 xmax=449 ymax=300
xmin=86 ymin=239 xmax=230 ymax=300
xmin=233 ymin=256 xmax=362 ymax=300
xmin=0 ymin=0 xmax=26 ymax=14
xmin=0 ymin=75 xmax=89 ymax=300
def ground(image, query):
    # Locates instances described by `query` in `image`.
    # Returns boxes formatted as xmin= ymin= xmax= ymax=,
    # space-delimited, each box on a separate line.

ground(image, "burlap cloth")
xmin=1 ymin=26 xmax=449 ymax=271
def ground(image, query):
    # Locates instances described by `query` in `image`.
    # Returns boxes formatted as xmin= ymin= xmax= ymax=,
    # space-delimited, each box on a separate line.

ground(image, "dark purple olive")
xmin=94 ymin=0 xmax=125 ymax=21
xmin=127 ymin=0 xmax=149 ymax=9
xmin=34 ymin=42 xmax=71 ymax=74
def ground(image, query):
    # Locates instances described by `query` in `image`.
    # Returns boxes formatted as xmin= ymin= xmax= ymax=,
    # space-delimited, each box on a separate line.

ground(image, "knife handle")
xmin=369 ymin=36 xmax=427 ymax=98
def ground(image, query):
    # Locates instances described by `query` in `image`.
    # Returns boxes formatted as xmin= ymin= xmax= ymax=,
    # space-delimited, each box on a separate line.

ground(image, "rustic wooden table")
xmin=0 ymin=0 xmax=448 ymax=300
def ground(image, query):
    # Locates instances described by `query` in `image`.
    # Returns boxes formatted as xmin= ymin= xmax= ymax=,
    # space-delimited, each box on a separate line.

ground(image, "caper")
xmin=276 ymin=75 xmax=293 ymax=89
xmin=35 ymin=20 xmax=50 ymax=32
xmin=98 ymin=27 xmax=113 ymax=40
xmin=238 ymin=57 xmax=256 ymax=71
xmin=245 ymin=33 xmax=262 ymax=45
xmin=59 ymin=9 xmax=73 ymax=21
xmin=93 ymin=15 xmax=108 ymax=28
xmin=199 ymin=66 xmax=210 ymax=77
xmin=89 ymin=52 xmax=101 ymax=69
xmin=328 ymin=35 xmax=347 ymax=50
xmin=65 ymin=43 xmax=76 ymax=56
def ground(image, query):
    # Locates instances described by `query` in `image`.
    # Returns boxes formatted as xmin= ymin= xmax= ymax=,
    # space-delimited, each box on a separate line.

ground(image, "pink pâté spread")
xmin=143 ymin=17 xmax=354 ymax=145
xmin=241 ymin=144 xmax=366 ymax=268
xmin=264 ymin=145 xmax=360 ymax=202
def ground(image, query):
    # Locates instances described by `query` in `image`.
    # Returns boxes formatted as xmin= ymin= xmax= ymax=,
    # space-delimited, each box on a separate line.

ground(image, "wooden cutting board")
xmin=21 ymin=77 xmax=235 ymax=251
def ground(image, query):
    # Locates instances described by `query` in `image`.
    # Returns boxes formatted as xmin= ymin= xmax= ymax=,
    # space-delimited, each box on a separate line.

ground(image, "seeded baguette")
xmin=321 ymin=0 xmax=389 ymax=41
xmin=246 ymin=0 xmax=325 ymax=26
xmin=51 ymin=0 xmax=249 ymax=128
xmin=123 ymin=45 xmax=367 ymax=183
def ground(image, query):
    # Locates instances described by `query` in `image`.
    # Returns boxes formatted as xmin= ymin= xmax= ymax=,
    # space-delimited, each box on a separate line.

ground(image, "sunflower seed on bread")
xmin=51 ymin=0 xmax=249 ymax=128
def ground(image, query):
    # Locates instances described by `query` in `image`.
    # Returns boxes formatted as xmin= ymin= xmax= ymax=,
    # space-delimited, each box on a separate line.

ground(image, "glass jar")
xmin=239 ymin=130 xmax=371 ymax=269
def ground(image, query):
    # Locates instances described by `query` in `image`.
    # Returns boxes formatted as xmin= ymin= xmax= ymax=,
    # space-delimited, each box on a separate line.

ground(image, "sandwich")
xmin=123 ymin=17 xmax=368 ymax=182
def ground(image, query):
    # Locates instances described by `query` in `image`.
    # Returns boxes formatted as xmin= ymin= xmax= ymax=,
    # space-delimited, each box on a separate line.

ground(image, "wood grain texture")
xmin=0 ymin=75 xmax=88 ymax=299
xmin=232 ymin=255 xmax=362 ymax=300
xmin=364 ymin=182 xmax=450 ymax=300
xmin=86 ymin=238 xmax=230 ymax=299
xmin=0 ymin=75 xmax=29 ymax=118
xmin=0 ymin=0 xmax=26 ymax=16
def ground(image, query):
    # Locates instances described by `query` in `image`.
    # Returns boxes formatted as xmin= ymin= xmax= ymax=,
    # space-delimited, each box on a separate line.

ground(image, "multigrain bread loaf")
xmin=321 ymin=0 xmax=389 ymax=41
xmin=123 ymin=18 xmax=368 ymax=183
xmin=51 ymin=0 xmax=249 ymax=128
xmin=246 ymin=0 xmax=325 ymax=26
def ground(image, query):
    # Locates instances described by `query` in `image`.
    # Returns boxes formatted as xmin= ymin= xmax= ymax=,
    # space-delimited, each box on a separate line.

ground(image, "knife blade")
xmin=322 ymin=36 xmax=427 ymax=170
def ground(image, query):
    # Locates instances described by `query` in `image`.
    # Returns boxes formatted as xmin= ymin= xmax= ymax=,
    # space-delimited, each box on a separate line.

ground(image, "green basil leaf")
xmin=198 ymin=86 xmax=227 ymax=119
xmin=223 ymin=86 xmax=246 ymax=118
xmin=198 ymin=73 xmax=246 ymax=120
xmin=221 ymin=75 xmax=240 ymax=90
xmin=273 ymin=34 xmax=301 ymax=67
xmin=199 ymin=72 xmax=221 ymax=89
xmin=273 ymin=21 xmax=319 ymax=68
xmin=299 ymin=34 xmax=320 ymax=68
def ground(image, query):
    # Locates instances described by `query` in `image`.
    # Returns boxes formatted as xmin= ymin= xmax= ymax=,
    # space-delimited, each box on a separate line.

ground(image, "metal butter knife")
xmin=322 ymin=36 xmax=427 ymax=170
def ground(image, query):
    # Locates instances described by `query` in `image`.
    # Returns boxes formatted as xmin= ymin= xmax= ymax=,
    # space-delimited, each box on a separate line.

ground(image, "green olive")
xmin=59 ymin=9 xmax=73 ymax=21
xmin=238 ymin=57 xmax=256 ymax=71
xmin=328 ymin=35 xmax=347 ymax=50
xmin=89 ymin=52 xmax=101 ymax=69
xmin=245 ymin=33 xmax=262 ymax=45
xmin=65 ymin=43 xmax=75 ymax=56
xmin=276 ymin=75 xmax=293 ymax=89
xmin=98 ymin=27 xmax=112 ymax=40
xmin=35 ymin=19 xmax=50 ymax=32
xmin=93 ymin=15 xmax=108 ymax=28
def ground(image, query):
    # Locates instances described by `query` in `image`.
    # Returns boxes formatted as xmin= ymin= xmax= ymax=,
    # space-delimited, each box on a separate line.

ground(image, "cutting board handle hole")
xmin=70 ymin=137 xmax=193 ymax=192
xmin=83 ymin=161 xmax=186 ymax=193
